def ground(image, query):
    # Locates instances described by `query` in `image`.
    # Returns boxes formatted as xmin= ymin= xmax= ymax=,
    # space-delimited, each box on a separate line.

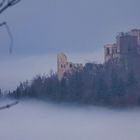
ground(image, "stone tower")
xmin=57 ymin=53 xmax=68 ymax=81
xmin=104 ymin=29 xmax=140 ymax=82
xmin=57 ymin=53 xmax=83 ymax=80
xmin=129 ymin=29 xmax=140 ymax=46
xmin=104 ymin=30 xmax=140 ymax=64
xmin=104 ymin=43 xmax=118 ymax=62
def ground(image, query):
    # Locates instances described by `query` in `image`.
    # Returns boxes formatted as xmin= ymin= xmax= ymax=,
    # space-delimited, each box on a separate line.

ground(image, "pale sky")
xmin=0 ymin=0 xmax=140 ymax=90
xmin=1 ymin=0 xmax=140 ymax=54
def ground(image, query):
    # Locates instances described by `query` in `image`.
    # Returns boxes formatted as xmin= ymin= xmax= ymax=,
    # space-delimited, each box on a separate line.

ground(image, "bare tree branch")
xmin=0 ymin=0 xmax=20 ymax=109
xmin=0 ymin=21 xmax=5 ymax=26
xmin=0 ymin=101 xmax=19 ymax=110
xmin=0 ymin=0 xmax=6 ymax=7
xmin=0 ymin=0 xmax=21 ymax=14
xmin=8 ymin=0 xmax=21 ymax=6
xmin=0 ymin=21 xmax=13 ymax=53
xmin=5 ymin=22 xmax=13 ymax=53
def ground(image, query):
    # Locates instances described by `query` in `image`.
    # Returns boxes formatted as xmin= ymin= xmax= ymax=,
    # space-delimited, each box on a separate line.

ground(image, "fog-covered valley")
xmin=0 ymin=100 xmax=140 ymax=140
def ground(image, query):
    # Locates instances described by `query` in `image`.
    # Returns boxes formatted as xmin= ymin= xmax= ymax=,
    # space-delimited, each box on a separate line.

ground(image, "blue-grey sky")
xmin=1 ymin=0 xmax=140 ymax=54
xmin=0 ymin=0 xmax=140 ymax=90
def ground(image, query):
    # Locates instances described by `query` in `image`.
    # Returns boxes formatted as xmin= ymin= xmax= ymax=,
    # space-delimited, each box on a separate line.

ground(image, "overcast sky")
xmin=0 ymin=0 xmax=140 ymax=90
xmin=1 ymin=0 xmax=140 ymax=54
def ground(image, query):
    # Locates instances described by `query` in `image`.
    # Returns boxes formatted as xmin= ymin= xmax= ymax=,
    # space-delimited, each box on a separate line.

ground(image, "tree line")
xmin=7 ymin=62 xmax=140 ymax=107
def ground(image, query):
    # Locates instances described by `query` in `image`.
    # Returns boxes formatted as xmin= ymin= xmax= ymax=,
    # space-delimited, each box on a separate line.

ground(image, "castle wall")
xmin=57 ymin=29 xmax=140 ymax=82
xmin=130 ymin=29 xmax=140 ymax=46
xmin=104 ymin=30 xmax=140 ymax=63
xmin=104 ymin=44 xmax=119 ymax=62
xmin=104 ymin=29 xmax=140 ymax=83
xmin=116 ymin=34 xmax=138 ymax=55
xmin=57 ymin=53 xmax=68 ymax=80
xmin=57 ymin=53 xmax=83 ymax=80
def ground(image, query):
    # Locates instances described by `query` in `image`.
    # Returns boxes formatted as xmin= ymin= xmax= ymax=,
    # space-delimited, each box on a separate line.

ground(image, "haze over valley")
xmin=0 ymin=100 xmax=140 ymax=140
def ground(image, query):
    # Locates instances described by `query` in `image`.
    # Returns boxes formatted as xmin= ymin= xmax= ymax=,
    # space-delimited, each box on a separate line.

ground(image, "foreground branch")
xmin=0 ymin=101 xmax=19 ymax=110
xmin=0 ymin=0 xmax=21 ymax=14
xmin=0 ymin=21 xmax=13 ymax=53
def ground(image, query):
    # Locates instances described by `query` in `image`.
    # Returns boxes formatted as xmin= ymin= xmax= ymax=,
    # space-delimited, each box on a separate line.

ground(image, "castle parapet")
xmin=104 ymin=29 xmax=140 ymax=63
xmin=57 ymin=53 xmax=83 ymax=80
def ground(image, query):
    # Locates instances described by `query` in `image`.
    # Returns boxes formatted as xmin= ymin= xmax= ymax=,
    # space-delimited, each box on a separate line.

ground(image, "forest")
xmin=7 ymin=62 xmax=140 ymax=107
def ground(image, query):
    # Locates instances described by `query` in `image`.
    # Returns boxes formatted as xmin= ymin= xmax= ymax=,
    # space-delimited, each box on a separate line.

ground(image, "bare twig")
xmin=8 ymin=0 xmax=21 ymax=6
xmin=0 ymin=0 xmax=6 ymax=7
xmin=0 ymin=0 xmax=20 ymax=110
xmin=0 ymin=0 xmax=21 ymax=14
xmin=5 ymin=22 xmax=13 ymax=54
xmin=0 ymin=21 xmax=13 ymax=53
xmin=0 ymin=101 xmax=19 ymax=110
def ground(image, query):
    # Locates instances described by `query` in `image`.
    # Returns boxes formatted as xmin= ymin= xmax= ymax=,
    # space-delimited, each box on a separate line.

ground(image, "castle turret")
xmin=57 ymin=53 xmax=68 ymax=81
xmin=104 ymin=30 xmax=140 ymax=64
xmin=116 ymin=32 xmax=138 ymax=56
xmin=57 ymin=53 xmax=83 ymax=80
xmin=104 ymin=29 xmax=140 ymax=82
xmin=130 ymin=29 xmax=140 ymax=46
xmin=104 ymin=44 xmax=118 ymax=62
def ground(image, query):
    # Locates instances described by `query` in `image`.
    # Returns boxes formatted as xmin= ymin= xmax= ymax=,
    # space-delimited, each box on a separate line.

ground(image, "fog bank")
xmin=0 ymin=100 xmax=140 ymax=140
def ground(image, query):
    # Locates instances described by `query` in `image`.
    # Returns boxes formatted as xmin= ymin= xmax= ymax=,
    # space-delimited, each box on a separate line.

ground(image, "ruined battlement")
xmin=104 ymin=29 xmax=140 ymax=63
xmin=57 ymin=53 xmax=83 ymax=80
xmin=57 ymin=29 xmax=140 ymax=81
xmin=104 ymin=29 xmax=140 ymax=82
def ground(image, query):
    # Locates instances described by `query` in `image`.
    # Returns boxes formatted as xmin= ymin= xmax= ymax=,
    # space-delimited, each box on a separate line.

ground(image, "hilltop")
xmin=8 ymin=29 xmax=140 ymax=107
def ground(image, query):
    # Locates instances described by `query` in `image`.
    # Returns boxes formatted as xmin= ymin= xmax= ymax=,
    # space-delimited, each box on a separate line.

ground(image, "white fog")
xmin=0 ymin=100 xmax=140 ymax=140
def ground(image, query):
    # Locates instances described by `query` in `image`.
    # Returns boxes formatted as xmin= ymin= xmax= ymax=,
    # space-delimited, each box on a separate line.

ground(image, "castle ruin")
xmin=104 ymin=29 xmax=140 ymax=82
xmin=57 ymin=53 xmax=83 ymax=80
xmin=57 ymin=29 xmax=140 ymax=81
xmin=104 ymin=29 xmax=140 ymax=63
